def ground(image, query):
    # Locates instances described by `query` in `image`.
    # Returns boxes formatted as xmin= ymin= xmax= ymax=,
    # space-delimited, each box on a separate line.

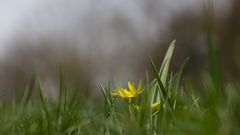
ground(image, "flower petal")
xmin=121 ymin=89 xmax=135 ymax=98
xmin=128 ymin=82 xmax=136 ymax=94
xmin=111 ymin=88 xmax=125 ymax=98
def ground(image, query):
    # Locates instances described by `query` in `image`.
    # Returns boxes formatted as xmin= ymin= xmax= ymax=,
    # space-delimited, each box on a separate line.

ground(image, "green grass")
xmin=0 ymin=40 xmax=239 ymax=135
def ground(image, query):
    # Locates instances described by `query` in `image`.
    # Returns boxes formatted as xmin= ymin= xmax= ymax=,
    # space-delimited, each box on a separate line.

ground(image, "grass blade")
xmin=149 ymin=56 xmax=167 ymax=98
xmin=57 ymin=64 xmax=64 ymax=119
xmin=149 ymin=57 xmax=173 ymax=111
xmin=159 ymin=40 xmax=176 ymax=87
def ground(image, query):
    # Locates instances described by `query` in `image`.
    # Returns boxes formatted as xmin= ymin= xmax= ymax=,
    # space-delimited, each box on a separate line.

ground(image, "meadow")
xmin=0 ymin=39 xmax=239 ymax=135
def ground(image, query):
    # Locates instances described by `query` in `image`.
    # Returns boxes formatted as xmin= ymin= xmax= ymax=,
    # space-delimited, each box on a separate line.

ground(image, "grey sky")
xmin=0 ymin=0 xmax=231 ymax=59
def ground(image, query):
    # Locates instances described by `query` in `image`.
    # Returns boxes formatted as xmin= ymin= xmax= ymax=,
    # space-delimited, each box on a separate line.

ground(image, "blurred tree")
xmin=218 ymin=0 xmax=240 ymax=78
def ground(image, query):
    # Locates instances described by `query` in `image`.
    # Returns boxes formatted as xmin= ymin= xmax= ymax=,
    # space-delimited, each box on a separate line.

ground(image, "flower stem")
xmin=128 ymin=98 xmax=132 ymax=113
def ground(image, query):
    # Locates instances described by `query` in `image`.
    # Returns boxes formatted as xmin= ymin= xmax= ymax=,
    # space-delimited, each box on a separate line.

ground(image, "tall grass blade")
xmin=149 ymin=57 xmax=173 ymax=110
xmin=172 ymin=58 xmax=189 ymax=93
xmin=57 ymin=64 xmax=64 ymax=119
xmin=100 ymin=84 xmax=112 ymax=117
xmin=159 ymin=40 xmax=176 ymax=87
xmin=204 ymin=2 xmax=221 ymax=91
xmin=36 ymin=79 xmax=51 ymax=133
xmin=149 ymin=56 xmax=167 ymax=98
xmin=100 ymin=84 xmax=112 ymax=107
xmin=24 ymin=70 xmax=36 ymax=105
xmin=36 ymin=79 xmax=50 ymax=118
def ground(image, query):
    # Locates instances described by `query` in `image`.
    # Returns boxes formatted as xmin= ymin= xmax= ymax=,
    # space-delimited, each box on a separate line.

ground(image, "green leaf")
xmin=149 ymin=56 xmax=167 ymax=98
xmin=172 ymin=58 xmax=189 ymax=93
xmin=149 ymin=57 xmax=173 ymax=111
xmin=100 ymin=84 xmax=112 ymax=107
xmin=159 ymin=40 xmax=176 ymax=87
xmin=57 ymin=64 xmax=63 ymax=119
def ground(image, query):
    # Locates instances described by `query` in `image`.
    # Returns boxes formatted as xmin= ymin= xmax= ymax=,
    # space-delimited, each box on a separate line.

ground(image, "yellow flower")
xmin=133 ymin=104 xmax=141 ymax=112
xmin=111 ymin=88 xmax=128 ymax=98
xmin=151 ymin=100 xmax=161 ymax=111
xmin=133 ymin=101 xmax=161 ymax=112
xmin=111 ymin=80 xmax=144 ymax=99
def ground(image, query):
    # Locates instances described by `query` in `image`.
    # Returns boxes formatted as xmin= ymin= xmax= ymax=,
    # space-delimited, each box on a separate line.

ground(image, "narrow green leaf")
xmin=100 ymin=84 xmax=112 ymax=107
xmin=24 ymin=69 xmax=36 ymax=105
xmin=149 ymin=57 xmax=174 ymax=111
xmin=36 ymin=80 xmax=49 ymax=117
xmin=173 ymin=58 xmax=189 ymax=92
xmin=149 ymin=56 xmax=167 ymax=98
xmin=159 ymin=40 xmax=176 ymax=87
xmin=57 ymin=64 xmax=63 ymax=119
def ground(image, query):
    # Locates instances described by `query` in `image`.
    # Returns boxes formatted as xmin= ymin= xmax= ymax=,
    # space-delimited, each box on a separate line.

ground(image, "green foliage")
xmin=0 ymin=40 xmax=239 ymax=135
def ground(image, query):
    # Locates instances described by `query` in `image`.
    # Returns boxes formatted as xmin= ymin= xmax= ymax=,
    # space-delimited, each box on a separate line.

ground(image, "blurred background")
xmin=0 ymin=0 xmax=239 ymax=99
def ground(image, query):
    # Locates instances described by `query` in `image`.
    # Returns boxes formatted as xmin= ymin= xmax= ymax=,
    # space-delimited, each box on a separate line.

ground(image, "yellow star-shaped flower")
xmin=111 ymin=80 xmax=144 ymax=99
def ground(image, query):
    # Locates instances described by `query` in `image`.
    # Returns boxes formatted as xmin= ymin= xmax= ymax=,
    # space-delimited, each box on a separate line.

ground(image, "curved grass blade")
xmin=159 ymin=40 xmax=176 ymax=87
xmin=149 ymin=57 xmax=173 ymax=111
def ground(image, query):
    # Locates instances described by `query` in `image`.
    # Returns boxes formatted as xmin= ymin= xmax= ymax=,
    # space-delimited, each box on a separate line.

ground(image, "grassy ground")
xmin=0 ymin=40 xmax=239 ymax=135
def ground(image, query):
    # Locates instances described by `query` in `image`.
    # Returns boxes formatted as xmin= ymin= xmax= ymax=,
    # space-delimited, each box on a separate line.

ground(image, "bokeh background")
xmin=0 ymin=0 xmax=239 ymax=100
